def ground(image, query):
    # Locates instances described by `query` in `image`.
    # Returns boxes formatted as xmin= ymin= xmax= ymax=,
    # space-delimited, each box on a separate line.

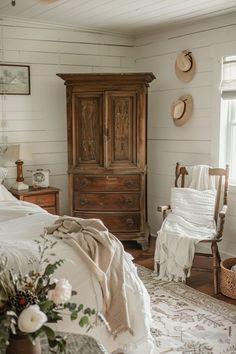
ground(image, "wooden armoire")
xmin=57 ymin=73 xmax=155 ymax=249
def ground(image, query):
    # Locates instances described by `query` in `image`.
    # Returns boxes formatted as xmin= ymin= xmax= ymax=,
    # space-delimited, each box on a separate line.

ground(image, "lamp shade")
xmin=4 ymin=144 xmax=32 ymax=162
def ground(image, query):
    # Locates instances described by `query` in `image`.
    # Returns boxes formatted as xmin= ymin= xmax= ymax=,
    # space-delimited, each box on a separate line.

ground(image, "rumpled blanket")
xmin=46 ymin=216 xmax=133 ymax=337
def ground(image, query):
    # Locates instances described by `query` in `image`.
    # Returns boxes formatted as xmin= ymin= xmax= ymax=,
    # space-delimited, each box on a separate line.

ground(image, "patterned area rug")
xmin=137 ymin=265 xmax=236 ymax=354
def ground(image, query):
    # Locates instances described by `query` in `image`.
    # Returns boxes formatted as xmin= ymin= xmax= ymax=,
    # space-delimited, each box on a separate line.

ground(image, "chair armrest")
xmin=157 ymin=205 xmax=171 ymax=220
xmin=219 ymin=204 xmax=227 ymax=218
xmin=157 ymin=205 xmax=170 ymax=212
xmin=217 ymin=204 xmax=228 ymax=239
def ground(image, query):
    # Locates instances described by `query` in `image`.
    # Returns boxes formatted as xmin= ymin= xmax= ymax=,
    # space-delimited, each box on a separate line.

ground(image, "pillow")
xmin=0 ymin=184 xmax=17 ymax=201
xmin=0 ymin=167 xmax=8 ymax=183
xmin=171 ymin=187 xmax=216 ymax=226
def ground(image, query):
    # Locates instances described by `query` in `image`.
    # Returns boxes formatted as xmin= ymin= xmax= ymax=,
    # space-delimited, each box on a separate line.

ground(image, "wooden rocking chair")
xmin=157 ymin=162 xmax=229 ymax=295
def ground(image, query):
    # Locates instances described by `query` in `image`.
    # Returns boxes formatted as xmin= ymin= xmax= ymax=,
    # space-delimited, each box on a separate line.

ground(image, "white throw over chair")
xmin=155 ymin=162 xmax=229 ymax=295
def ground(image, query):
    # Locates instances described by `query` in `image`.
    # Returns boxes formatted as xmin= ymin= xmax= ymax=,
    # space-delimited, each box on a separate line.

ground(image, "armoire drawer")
xmin=74 ymin=212 xmax=141 ymax=232
xmin=74 ymin=175 xmax=140 ymax=192
xmin=74 ymin=192 xmax=140 ymax=211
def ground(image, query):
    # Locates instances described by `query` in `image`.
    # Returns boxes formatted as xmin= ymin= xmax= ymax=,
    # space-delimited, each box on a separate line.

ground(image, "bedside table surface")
xmin=10 ymin=186 xmax=60 ymax=196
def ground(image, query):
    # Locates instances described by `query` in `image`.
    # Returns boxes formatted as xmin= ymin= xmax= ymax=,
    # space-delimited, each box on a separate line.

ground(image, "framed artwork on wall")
xmin=0 ymin=64 xmax=30 ymax=95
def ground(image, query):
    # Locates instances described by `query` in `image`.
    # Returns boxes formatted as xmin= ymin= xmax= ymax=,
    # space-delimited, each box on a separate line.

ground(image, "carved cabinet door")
xmin=71 ymin=93 xmax=104 ymax=168
xmin=105 ymin=91 xmax=138 ymax=169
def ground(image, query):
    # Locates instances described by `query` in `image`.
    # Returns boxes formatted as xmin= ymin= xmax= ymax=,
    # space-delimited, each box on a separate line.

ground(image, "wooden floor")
xmin=123 ymin=237 xmax=236 ymax=305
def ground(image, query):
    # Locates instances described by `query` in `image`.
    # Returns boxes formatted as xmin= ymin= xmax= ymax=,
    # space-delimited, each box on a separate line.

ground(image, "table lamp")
xmin=4 ymin=144 xmax=32 ymax=190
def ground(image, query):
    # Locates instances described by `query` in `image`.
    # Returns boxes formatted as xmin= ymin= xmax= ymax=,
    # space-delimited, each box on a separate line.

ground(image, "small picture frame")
xmin=0 ymin=64 xmax=30 ymax=95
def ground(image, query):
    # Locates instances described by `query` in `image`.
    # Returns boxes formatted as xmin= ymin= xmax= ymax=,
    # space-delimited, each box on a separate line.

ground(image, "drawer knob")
xmin=80 ymin=199 xmax=88 ymax=206
xmin=126 ymin=180 xmax=135 ymax=188
xmin=126 ymin=198 xmax=133 ymax=206
xmin=80 ymin=179 xmax=88 ymax=187
xmin=119 ymin=197 xmax=133 ymax=207
xmin=119 ymin=197 xmax=134 ymax=207
xmin=126 ymin=218 xmax=134 ymax=226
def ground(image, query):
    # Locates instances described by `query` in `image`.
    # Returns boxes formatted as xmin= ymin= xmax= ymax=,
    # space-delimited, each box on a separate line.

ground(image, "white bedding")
xmin=0 ymin=201 xmax=157 ymax=354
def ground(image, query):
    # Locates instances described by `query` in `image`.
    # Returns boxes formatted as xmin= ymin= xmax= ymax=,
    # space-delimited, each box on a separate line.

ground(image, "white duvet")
xmin=0 ymin=200 xmax=157 ymax=354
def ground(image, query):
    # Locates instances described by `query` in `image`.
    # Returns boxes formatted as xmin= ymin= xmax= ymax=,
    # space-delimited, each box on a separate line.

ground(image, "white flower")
xmin=18 ymin=305 xmax=47 ymax=333
xmin=48 ymin=278 xmax=72 ymax=305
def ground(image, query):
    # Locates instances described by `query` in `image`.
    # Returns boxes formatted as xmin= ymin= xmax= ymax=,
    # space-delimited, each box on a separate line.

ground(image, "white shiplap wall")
xmin=0 ymin=18 xmax=135 ymax=214
xmin=135 ymin=13 xmax=236 ymax=258
xmin=1 ymin=14 xmax=236 ymax=257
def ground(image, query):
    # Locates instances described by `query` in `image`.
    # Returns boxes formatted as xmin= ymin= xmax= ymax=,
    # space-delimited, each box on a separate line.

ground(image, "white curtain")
xmin=220 ymin=56 xmax=236 ymax=183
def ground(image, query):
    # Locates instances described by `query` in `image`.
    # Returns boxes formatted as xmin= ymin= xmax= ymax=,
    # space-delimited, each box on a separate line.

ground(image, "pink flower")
xmin=18 ymin=305 xmax=47 ymax=333
xmin=48 ymin=279 xmax=72 ymax=305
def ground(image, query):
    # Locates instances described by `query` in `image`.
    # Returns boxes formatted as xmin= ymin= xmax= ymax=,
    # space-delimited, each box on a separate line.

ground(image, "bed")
xmin=0 ymin=184 xmax=157 ymax=354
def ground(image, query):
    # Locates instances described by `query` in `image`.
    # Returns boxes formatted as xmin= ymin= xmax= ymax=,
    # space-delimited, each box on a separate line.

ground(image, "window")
xmin=220 ymin=56 xmax=236 ymax=185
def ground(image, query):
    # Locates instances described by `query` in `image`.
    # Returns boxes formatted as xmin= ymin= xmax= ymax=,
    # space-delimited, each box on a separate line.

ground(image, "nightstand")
xmin=10 ymin=186 xmax=60 ymax=215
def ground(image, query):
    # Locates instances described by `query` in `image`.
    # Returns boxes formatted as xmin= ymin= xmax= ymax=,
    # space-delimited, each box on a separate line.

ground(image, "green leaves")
xmin=39 ymin=300 xmax=54 ymax=313
xmin=43 ymin=260 xmax=64 ymax=278
xmin=77 ymin=304 xmax=84 ymax=312
xmin=84 ymin=307 xmax=96 ymax=316
xmin=65 ymin=302 xmax=77 ymax=311
xmin=41 ymin=325 xmax=55 ymax=340
xmin=79 ymin=315 xmax=90 ymax=327
xmin=41 ymin=327 xmax=68 ymax=353
xmin=46 ymin=309 xmax=63 ymax=323
xmin=48 ymin=335 xmax=67 ymax=353
xmin=70 ymin=311 xmax=78 ymax=320
xmin=63 ymin=302 xmax=96 ymax=327
xmin=0 ymin=311 xmax=17 ymax=346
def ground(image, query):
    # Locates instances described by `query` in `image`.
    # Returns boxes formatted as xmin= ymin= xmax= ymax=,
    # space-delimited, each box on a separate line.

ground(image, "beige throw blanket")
xmin=46 ymin=216 xmax=133 ymax=337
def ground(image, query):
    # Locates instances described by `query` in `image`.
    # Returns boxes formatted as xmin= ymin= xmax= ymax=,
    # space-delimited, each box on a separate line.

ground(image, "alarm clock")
xmin=31 ymin=169 xmax=50 ymax=188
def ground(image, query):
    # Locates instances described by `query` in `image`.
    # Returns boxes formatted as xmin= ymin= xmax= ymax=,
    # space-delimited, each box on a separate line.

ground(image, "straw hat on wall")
xmin=171 ymin=95 xmax=193 ymax=126
xmin=175 ymin=50 xmax=196 ymax=82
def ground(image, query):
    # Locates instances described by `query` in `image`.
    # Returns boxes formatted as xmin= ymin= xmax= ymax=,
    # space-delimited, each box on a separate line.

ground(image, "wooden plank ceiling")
xmin=0 ymin=0 xmax=236 ymax=35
